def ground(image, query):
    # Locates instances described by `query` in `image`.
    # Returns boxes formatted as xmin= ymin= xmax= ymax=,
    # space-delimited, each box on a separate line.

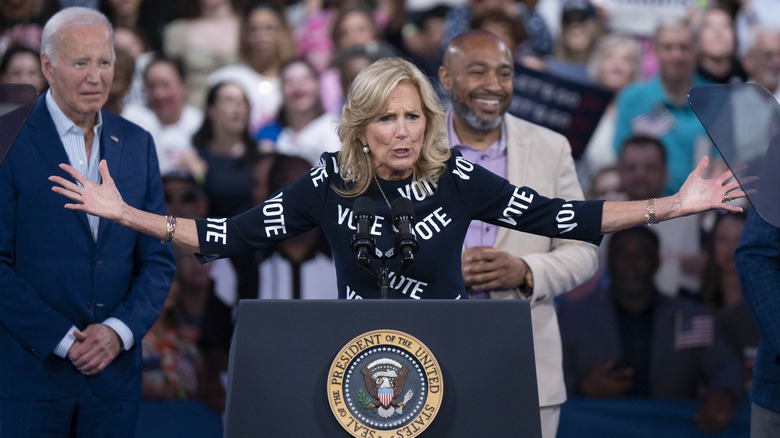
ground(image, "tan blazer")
xmin=451 ymin=113 xmax=599 ymax=408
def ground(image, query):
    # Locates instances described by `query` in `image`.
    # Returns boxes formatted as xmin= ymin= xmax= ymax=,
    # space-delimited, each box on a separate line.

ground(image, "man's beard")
xmin=450 ymin=91 xmax=505 ymax=132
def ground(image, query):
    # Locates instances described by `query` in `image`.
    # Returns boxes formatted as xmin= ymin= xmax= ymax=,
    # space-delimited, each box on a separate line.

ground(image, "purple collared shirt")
xmin=448 ymin=113 xmax=508 ymax=298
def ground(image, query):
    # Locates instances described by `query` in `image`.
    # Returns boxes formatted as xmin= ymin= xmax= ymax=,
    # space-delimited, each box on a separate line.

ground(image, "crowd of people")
xmin=1 ymin=0 xmax=777 ymax=435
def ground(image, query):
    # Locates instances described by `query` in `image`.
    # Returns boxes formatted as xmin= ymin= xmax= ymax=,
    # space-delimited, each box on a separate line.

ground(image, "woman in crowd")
xmin=319 ymin=5 xmax=397 ymax=113
xmin=333 ymin=44 xmax=382 ymax=110
xmin=208 ymin=3 xmax=293 ymax=136
xmin=294 ymin=0 xmax=391 ymax=74
xmin=162 ymin=0 xmax=241 ymax=108
xmin=256 ymin=58 xmax=341 ymax=165
xmin=122 ymin=55 xmax=205 ymax=177
xmin=545 ymin=0 xmax=603 ymax=84
xmin=193 ymin=81 xmax=260 ymax=218
xmin=0 ymin=44 xmax=47 ymax=93
xmin=696 ymin=7 xmax=747 ymax=84
xmin=50 ymin=57 xmax=746 ymax=300
xmin=582 ymin=34 xmax=642 ymax=186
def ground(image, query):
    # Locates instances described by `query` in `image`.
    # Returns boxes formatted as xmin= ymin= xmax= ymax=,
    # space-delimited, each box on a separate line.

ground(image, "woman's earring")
xmin=362 ymin=145 xmax=369 ymax=153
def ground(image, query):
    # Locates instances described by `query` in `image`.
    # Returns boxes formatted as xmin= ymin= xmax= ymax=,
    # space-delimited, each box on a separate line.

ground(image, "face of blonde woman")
xmin=358 ymin=82 xmax=426 ymax=181
xmin=597 ymin=42 xmax=637 ymax=92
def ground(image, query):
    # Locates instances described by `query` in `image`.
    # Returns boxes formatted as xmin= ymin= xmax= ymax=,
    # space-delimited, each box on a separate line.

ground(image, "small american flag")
xmin=631 ymin=104 xmax=676 ymax=139
xmin=674 ymin=311 xmax=714 ymax=350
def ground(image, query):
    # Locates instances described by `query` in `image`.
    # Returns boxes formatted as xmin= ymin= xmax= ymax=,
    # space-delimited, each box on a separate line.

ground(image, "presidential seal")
xmin=327 ymin=329 xmax=443 ymax=438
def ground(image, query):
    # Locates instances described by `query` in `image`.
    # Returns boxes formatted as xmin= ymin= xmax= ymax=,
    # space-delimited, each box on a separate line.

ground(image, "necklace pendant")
xmin=375 ymin=176 xmax=401 ymax=233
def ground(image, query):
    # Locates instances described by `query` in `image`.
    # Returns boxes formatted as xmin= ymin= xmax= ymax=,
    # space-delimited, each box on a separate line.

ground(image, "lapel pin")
xmin=110 ymin=135 xmax=119 ymax=142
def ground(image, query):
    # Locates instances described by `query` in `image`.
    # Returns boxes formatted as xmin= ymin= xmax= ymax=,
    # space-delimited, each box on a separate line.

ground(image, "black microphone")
xmin=351 ymin=197 xmax=375 ymax=269
xmin=391 ymin=197 xmax=418 ymax=272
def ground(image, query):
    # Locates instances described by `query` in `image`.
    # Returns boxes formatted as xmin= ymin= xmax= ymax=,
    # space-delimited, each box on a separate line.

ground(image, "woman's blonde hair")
xmin=336 ymin=57 xmax=450 ymax=197
xmin=586 ymin=34 xmax=641 ymax=89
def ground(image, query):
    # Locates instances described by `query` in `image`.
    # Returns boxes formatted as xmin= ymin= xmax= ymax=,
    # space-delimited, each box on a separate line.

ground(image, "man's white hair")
xmin=740 ymin=25 xmax=780 ymax=59
xmin=40 ymin=7 xmax=115 ymax=66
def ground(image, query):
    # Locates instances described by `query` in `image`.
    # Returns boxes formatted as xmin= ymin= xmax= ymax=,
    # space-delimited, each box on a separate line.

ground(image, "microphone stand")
xmin=358 ymin=246 xmax=399 ymax=299
xmin=352 ymin=197 xmax=418 ymax=299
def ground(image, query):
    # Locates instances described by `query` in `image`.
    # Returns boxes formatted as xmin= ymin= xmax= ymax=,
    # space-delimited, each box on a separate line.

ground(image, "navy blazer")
xmin=0 ymin=95 xmax=175 ymax=400
xmin=736 ymin=209 xmax=780 ymax=411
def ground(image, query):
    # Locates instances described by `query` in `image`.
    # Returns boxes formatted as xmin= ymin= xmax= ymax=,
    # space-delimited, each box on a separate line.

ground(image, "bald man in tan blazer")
xmin=440 ymin=30 xmax=598 ymax=438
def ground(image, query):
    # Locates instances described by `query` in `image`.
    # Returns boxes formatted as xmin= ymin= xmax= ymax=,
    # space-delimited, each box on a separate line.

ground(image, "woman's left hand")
xmin=677 ymin=156 xmax=748 ymax=216
xmin=49 ymin=159 xmax=127 ymax=222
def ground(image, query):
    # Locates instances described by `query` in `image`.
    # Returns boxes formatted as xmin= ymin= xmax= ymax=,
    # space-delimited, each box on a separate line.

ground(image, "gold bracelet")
xmin=644 ymin=198 xmax=657 ymax=225
xmin=161 ymin=215 xmax=177 ymax=243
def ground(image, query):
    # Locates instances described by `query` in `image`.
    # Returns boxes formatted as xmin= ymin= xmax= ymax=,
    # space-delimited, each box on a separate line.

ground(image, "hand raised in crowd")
xmin=694 ymin=388 xmax=736 ymax=433
xmin=67 ymin=324 xmax=123 ymax=375
xmin=461 ymin=246 xmax=530 ymax=292
xmin=49 ymin=160 xmax=127 ymax=222
xmin=580 ymin=360 xmax=634 ymax=399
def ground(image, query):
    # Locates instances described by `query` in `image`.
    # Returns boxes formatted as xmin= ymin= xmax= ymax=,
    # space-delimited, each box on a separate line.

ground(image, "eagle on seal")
xmin=360 ymin=364 xmax=410 ymax=418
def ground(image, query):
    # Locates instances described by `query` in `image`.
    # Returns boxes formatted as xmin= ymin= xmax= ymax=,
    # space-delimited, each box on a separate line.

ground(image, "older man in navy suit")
xmin=0 ymin=7 xmax=174 ymax=437
xmin=736 ymin=209 xmax=780 ymax=437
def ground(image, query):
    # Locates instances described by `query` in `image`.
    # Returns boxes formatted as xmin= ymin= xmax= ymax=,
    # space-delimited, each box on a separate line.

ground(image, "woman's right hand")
xmin=49 ymin=159 xmax=127 ymax=223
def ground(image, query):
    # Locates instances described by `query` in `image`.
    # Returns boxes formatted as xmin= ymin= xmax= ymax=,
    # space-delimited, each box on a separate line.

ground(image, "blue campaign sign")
xmin=509 ymin=64 xmax=613 ymax=160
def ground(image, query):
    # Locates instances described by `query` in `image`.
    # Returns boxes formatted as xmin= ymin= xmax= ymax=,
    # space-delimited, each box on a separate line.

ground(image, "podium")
xmin=224 ymin=300 xmax=542 ymax=437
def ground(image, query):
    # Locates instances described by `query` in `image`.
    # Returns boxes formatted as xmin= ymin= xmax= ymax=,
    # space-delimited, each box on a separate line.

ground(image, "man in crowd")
xmin=0 ymin=7 xmax=174 ymax=436
xmin=741 ymin=26 xmax=780 ymax=102
xmin=617 ymin=135 xmax=704 ymax=296
xmin=122 ymin=54 xmax=203 ymax=177
xmin=439 ymin=30 xmax=598 ymax=438
xmin=559 ymin=227 xmax=742 ymax=433
xmin=613 ymin=18 xmax=712 ymax=196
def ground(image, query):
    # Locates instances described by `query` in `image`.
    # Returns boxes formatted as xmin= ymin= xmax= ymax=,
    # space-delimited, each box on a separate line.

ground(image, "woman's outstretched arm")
xmin=50 ymin=160 xmax=202 ymax=253
xmin=600 ymin=156 xmax=747 ymax=234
